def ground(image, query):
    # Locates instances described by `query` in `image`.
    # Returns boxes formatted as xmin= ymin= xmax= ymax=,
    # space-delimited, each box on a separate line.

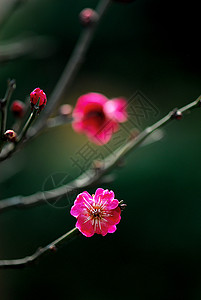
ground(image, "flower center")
xmin=91 ymin=207 xmax=102 ymax=219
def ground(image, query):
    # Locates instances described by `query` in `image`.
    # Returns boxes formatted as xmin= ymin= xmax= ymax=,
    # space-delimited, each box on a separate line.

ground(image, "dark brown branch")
xmin=0 ymin=95 xmax=200 ymax=213
xmin=0 ymin=227 xmax=79 ymax=269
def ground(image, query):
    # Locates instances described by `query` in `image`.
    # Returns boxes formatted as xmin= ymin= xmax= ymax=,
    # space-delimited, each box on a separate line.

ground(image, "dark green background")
xmin=0 ymin=0 xmax=201 ymax=299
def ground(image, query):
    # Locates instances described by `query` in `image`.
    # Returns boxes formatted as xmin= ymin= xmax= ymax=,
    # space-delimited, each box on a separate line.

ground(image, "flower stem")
xmin=0 ymin=95 xmax=200 ymax=211
xmin=0 ymin=227 xmax=79 ymax=269
xmin=16 ymin=109 xmax=37 ymax=143
xmin=27 ymin=0 xmax=112 ymax=138
xmin=0 ymin=0 xmax=112 ymax=162
xmin=0 ymin=79 xmax=16 ymax=151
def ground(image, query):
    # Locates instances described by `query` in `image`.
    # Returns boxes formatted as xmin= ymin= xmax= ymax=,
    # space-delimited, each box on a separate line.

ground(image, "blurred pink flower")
xmin=70 ymin=188 xmax=121 ymax=237
xmin=72 ymin=93 xmax=127 ymax=145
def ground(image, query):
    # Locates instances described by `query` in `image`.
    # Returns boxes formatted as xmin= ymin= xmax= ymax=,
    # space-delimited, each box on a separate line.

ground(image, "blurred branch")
xmin=0 ymin=0 xmax=112 ymax=162
xmin=0 ymin=36 xmax=57 ymax=63
xmin=31 ymin=0 xmax=112 ymax=135
xmin=46 ymin=115 xmax=73 ymax=129
xmin=0 ymin=79 xmax=16 ymax=151
xmin=0 ymin=227 xmax=79 ymax=269
xmin=0 ymin=96 xmax=200 ymax=212
xmin=0 ymin=0 xmax=26 ymax=31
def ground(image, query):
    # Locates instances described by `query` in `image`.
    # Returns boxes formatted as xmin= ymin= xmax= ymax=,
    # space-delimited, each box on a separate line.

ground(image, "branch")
xmin=0 ymin=227 xmax=79 ymax=269
xmin=29 ymin=0 xmax=111 ymax=136
xmin=0 ymin=0 xmax=26 ymax=31
xmin=0 ymin=0 xmax=112 ymax=162
xmin=0 ymin=36 xmax=56 ymax=63
xmin=0 ymin=96 xmax=200 ymax=212
xmin=0 ymin=79 xmax=16 ymax=151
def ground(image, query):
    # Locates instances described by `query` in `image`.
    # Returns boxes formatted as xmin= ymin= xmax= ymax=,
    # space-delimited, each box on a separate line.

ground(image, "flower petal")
xmin=94 ymin=188 xmax=105 ymax=201
xmin=104 ymin=97 xmax=127 ymax=123
xmin=76 ymin=213 xmax=94 ymax=237
xmin=105 ymin=207 xmax=121 ymax=225
xmin=107 ymin=225 xmax=117 ymax=233
xmin=106 ymin=199 xmax=119 ymax=210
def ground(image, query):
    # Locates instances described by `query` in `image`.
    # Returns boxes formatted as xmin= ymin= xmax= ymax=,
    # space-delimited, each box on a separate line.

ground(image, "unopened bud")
xmin=59 ymin=104 xmax=73 ymax=117
xmin=11 ymin=100 xmax=25 ymax=118
xmin=30 ymin=87 xmax=47 ymax=112
xmin=79 ymin=8 xmax=99 ymax=27
xmin=4 ymin=130 xmax=17 ymax=142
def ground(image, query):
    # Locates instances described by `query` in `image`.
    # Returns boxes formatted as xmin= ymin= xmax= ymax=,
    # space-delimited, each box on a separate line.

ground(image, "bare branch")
xmin=0 ymin=79 xmax=16 ymax=151
xmin=0 ymin=0 xmax=112 ymax=162
xmin=29 ymin=0 xmax=112 ymax=136
xmin=0 ymin=96 xmax=200 ymax=212
xmin=0 ymin=36 xmax=57 ymax=63
xmin=0 ymin=0 xmax=26 ymax=31
xmin=0 ymin=227 xmax=79 ymax=269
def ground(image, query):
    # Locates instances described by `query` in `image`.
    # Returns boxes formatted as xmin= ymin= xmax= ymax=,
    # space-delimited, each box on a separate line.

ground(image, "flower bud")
xmin=30 ymin=88 xmax=47 ymax=111
xmin=4 ymin=130 xmax=17 ymax=142
xmin=79 ymin=8 xmax=99 ymax=27
xmin=11 ymin=100 xmax=25 ymax=118
xmin=59 ymin=104 xmax=73 ymax=117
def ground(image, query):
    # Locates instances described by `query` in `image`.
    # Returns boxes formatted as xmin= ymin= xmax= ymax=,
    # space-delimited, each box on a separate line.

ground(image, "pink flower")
xmin=79 ymin=8 xmax=99 ymax=27
xmin=70 ymin=188 xmax=121 ymax=237
xmin=72 ymin=92 xmax=127 ymax=145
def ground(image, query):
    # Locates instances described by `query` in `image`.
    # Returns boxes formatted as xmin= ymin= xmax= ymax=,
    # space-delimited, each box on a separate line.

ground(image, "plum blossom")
xmin=72 ymin=92 xmax=127 ymax=145
xmin=70 ymin=188 xmax=122 ymax=237
xmin=30 ymin=87 xmax=47 ymax=111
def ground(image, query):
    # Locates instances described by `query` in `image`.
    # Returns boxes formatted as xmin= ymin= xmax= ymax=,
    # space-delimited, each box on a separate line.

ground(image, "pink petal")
xmin=107 ymin=225 xmax=117 ymax=233
xmin=104 ymin=97 xmax=127 ymax=123
xmin=74 ymin=93 xmax=108 ymax=114
xmin=102 ymin=189 xmax=115 ymax=201
xmin=70 ymin=191 xmax=93 ymax=217
xmin=96 ymin=219 xmax=110 ymax=236
xmin=76 ymin=213 xmax=94 ymax=237
xmin=94 ymin=188 xmax=105 ymax=201
xmin=70 ymin=204 xmax=83 ymax=217
xmin=87 ymin=119 xmax=118 ymax=145
xmin=94 ymin=188 xmax=114 ymax=202
xmin=106 ymin=207 xmax=121 ymax=225
xmin=74 ymin=191 xmax=93 ymax=205
xmin=106 ymin=199 xmax=119 ymax=210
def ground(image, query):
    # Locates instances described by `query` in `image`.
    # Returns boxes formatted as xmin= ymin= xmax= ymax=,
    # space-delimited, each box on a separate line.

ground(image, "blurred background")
xmin=0 ymin=0 xmax=201 ymax=299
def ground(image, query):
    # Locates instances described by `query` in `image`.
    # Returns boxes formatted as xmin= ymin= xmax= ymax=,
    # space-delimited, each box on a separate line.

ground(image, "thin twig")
xmin=0 ymin=0 xmax=25 ymax=32
xmin=0 ymin=36 xmax=56 ymax=63
xmin=0 ymin=227 xmax=79 ymax=269
xmin=0 ymin=96 xmax=200 ymax=212
xmin=0 ymin=0 xmax=112 ymax=162
xmin=46 ymin=115 xmax=73 ymax=129
xmin=29 ymin=0 xmax=112 ymax=136
xmin=0 ymin=79 xmax=16 ymax=151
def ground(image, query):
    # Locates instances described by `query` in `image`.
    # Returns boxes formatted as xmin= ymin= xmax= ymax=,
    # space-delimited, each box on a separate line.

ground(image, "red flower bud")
xmin=11 ymin=100 xmax=25 ymax=118
xmin=30 ymin=88 xmax=47 ymax=111
xmin=79 ymin=8 xmax=99 ymax=27
xmin=4 ymin=130 xmax=17 ymax=142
